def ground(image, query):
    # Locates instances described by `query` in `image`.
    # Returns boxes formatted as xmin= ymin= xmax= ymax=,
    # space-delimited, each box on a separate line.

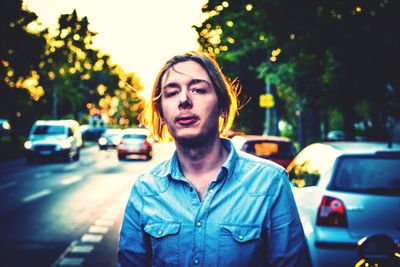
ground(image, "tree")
xmin=0 ymin=0 xmax=46 ymax=144
xmin=196 ymin=0 xmax=400 ymax=145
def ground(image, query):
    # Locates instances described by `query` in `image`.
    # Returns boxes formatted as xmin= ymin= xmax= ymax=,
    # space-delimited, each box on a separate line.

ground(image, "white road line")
xmin=58 ymin=257 xmax=84 ymax=266
xmin=21 ymin=189 xmax=52 ymax=203
xmin=88 ymin=225 xmax=109 ymax=234
xmin=95 ymin=218 xmax=115 ymax=227
xmin=63 ymin=163 xmax=79 ymax=171
xmin=81 ymin=234 xmax=103 ymax=243
xmin=71 ymin=245 xmax=94 ymax=254
xmin=61 ymin=175 xmax=82 ymax=185
xmin=34 ymin=171 xmax=51 ymax=179
xmin=0 ymin=181 xmax=17 ymax=191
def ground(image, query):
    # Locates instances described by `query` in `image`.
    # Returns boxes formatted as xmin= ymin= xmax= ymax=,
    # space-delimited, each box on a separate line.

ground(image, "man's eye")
xmin=165 ymin=91 xmax=179 ymax=97
xmin=191 ymin=88 xmax=206 ymax=94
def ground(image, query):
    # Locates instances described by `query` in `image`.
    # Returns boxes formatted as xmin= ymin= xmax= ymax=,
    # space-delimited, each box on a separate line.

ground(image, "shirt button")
xmin=158 ymin=230 xmax=163 ymax=235
xmin=238 ymin=235 xmax=243 ymax=240
xmin=196 ymin=221 xmax=202 ymax=227
xmin=194 ymin=259 xmax=199 ymax=265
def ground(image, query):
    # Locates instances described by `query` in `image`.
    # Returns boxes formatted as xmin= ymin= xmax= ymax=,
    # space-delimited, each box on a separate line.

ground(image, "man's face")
xmin=160 ymin=60 xmax=222 ymax=146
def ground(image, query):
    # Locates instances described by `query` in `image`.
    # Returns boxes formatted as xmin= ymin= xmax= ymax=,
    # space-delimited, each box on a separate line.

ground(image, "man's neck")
xmin=175 ymin=137 xmax=228 ymax=178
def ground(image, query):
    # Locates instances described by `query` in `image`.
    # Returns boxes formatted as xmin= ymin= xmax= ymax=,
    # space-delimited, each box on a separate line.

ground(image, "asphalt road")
xmin=0 ymin=142 xmax=175 ymax=267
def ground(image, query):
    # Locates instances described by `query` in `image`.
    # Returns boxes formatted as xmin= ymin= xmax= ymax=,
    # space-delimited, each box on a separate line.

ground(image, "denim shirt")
xmin=118 ymin=139 xmax=310 ymax=267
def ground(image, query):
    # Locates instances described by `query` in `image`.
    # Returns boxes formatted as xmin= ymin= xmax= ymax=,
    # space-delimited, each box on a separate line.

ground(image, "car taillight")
xmin=317 ymin=196 xmax=348 ymax=227
xmin=143 ymin=139 xmax=151 ymax=146
xmin=119 ymin=140 xmax=124 ymax=145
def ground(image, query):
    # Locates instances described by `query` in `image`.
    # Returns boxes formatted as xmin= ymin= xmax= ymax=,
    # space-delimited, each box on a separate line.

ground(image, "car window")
xmin=330 ymin=156 xmax=400 ymax=195
xmin=123 ymin=134 xmax=146 ymax=139
xmin=33 ymin=125 xmax=65 ymax=135
xmin=242 ymin=141 xmax=294 ymax=158
xmin=288 ymin=145 xmax=337 ymax=188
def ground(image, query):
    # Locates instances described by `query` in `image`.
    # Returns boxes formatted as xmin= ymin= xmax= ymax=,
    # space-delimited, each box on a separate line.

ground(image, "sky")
xmin=23 ymin=0 xmax=208 ymax=97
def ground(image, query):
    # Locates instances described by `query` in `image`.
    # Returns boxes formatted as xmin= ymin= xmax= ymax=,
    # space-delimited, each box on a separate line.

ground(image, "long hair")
xmin=139 ymin=51 xmax=240 ymax=141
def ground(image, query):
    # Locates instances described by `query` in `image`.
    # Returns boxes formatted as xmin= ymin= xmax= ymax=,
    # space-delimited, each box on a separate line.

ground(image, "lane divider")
xmin=51 ymin=194 xmax=128 ymax=266
xmin=0 ymin=180 xmax=17 ymax=191
xmin=61 ymin=175 xmax=83 ymax=185
xmin=21 ymin=189 xmax=52 ymax=203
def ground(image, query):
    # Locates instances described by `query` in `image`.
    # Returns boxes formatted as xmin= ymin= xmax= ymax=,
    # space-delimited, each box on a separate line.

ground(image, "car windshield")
xmin=33 ymin=125 xmax=65 ymax=135
xmin=331 ymin=156 xmax=400 ymax=195
xmin=242 ymin=141 xmax=294 ymax=158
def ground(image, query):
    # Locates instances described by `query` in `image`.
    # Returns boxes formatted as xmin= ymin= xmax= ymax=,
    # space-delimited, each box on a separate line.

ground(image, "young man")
xmin=118 ymin=51 xmax=310 ymax=266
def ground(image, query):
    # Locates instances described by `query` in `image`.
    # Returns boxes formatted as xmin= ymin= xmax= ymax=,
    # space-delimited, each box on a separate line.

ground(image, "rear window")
xmin=123 ymin=134 xmax=146 ymax=140
xmin=242 ymin=141 xmax=294 ymax=158
xmin=33 ymin=125 xmax=65 ymax=135
xmin=330 ymin=156 xmax=400 ymax=195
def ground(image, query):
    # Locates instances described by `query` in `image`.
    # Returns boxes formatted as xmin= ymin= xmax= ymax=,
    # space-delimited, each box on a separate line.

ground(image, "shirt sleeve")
xmin=267 ymin=169 xmax=311 ymax=267
xmin=118 ymin=179 xmax=152 ymax=267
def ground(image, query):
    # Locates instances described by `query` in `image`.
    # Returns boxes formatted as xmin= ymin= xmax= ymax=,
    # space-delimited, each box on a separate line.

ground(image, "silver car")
xmin=287 ymin=142 xmax=400 ymax=267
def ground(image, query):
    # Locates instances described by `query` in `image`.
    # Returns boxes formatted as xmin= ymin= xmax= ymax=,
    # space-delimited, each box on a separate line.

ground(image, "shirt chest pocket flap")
xmin=144 ymin=222 xmax=181 ymax=239
xmin=219 ymin=224 xmax=261 ymax=242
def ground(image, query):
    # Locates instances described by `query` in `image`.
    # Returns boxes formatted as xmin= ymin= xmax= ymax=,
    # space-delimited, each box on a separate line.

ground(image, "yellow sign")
xmin=259 ymin=93 xmax=275 ymax=108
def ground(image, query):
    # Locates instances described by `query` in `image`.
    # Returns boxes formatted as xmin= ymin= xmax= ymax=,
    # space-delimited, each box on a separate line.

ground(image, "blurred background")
xmin=1 ymin=0 xmax=399 ymax=266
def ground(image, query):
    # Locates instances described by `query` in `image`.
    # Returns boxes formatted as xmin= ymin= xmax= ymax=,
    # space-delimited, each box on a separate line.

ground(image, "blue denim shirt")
xmin=119 ymin=139 xmax=310 ymax=267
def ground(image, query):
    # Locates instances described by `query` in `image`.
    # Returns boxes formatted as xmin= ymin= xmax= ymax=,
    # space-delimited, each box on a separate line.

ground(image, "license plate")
xmin=40 ymin=151 xmax=51 ymax=155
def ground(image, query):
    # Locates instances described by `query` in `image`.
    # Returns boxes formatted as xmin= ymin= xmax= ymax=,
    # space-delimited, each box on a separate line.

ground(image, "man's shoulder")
xmin=134 ymin=158 xmax=171 ymax=196
xmin=232 ymin=152 xmax=287 ymax=196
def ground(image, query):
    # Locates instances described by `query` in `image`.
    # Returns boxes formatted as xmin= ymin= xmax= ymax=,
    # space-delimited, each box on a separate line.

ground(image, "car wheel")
xmin=146 ymin=154 xmax=152 ymax=161
xmin=118 ymin=155 xmax=125 ymax=161
xmin=73 ymin=149 xmax=80 ymax=161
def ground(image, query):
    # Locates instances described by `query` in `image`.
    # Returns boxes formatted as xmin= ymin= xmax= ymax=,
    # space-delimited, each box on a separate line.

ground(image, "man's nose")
xmin=178 ymin=89 xmax=192 ymax=109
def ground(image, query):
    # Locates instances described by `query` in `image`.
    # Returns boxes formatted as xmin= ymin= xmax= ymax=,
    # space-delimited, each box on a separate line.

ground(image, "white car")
xmin=24 ymin=120 xmax=82 ymax=163
xmin=287 ymin=142 xmax=400 ymax=267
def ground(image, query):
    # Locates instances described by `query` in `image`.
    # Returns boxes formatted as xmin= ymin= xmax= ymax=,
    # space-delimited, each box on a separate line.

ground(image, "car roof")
xmin=311 ymin=141 xmax=400 ymax=155
xmin=233 ymin=135 xmax=292 ymax=142
xmin=34 ymin=120 xmax=79 ymax=126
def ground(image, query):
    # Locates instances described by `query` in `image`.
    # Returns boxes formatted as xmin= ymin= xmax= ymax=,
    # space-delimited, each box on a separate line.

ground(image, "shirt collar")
xmin=150 ymin=138 xmax=238 ymax=182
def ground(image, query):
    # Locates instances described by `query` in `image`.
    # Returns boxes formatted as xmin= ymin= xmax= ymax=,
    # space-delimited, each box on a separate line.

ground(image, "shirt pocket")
xmin=144 ymin=222 xmax=181 ymax=266
xmin=217 ymin=224 xmax=264 ymax=267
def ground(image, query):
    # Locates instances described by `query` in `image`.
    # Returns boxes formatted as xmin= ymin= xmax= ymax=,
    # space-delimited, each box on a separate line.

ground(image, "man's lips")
xmin=175 ymin=116 xmax=199 ymax=126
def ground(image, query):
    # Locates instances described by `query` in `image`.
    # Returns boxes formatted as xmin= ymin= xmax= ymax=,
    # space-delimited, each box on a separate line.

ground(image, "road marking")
xmin=94 ymin=218 xmax=115 ymax=227
xmin=81 ymin=234 xmax=103 ymax=243
xmin=21 ymin=189 xmax=51 ymax=203
xmin=58 ymin=257 xmax=85 ymax=266
xmin=88 ymin=225 xmax=109 ymax=234
xmin=61 ymin=175 xmax=83 ymax=185
xmin=0 ymin=181 xmax=17 ymax=191
xmin=71 ymin=245 xmax=94 ymax=254
xmin=34 ymin=171 xmax=51 ymax=179
xmin=63 ymin=163 xmax=79 ymax=171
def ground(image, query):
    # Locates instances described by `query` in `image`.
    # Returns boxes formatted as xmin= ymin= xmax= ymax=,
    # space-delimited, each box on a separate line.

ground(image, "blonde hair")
xmin=139 ymin=51 xmax=240 ymax=141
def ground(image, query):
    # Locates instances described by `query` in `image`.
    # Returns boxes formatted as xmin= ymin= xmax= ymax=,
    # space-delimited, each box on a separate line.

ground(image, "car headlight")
xmin=98 ymin=137 xmax=107 ymax=145
xmin=111 ymin=136 xmax=121 ymax=145
xmin=24 ymin=141 xmax=32 ymax=150
xmin=60 ymin=140 xmax=72 ymax=149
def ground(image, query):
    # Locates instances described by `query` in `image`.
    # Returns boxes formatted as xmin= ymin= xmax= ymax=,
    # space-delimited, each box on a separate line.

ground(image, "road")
xmin=0 ymin=142 xmax=175 ymax=267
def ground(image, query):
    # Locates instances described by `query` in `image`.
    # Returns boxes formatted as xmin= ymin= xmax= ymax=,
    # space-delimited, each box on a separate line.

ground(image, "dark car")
xmin=98 ymin=128 xmax=122 ymax=150
xmin=231 ymin=135 xmax=297 ymax=168
xmin=81 ymin=127 xmax=106 ymax=143
xmin=117 ymin=128 xmax=153 ymax=160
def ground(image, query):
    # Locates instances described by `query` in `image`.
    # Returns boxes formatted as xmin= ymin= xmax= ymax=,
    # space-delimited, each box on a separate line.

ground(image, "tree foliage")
xmin=196 ymin=0 xmax=400 ymax=144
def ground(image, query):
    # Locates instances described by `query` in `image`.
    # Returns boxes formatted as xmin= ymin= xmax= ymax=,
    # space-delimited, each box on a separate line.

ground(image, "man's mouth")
xmin=176 ymin=116 xmax=199 ymax=126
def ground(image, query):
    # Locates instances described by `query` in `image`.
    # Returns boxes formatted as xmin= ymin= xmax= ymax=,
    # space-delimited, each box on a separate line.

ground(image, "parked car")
xmin=287 ymin=141 xmax=400 ymax=267
xmin=24 ymin=120 xmax=82 ymax=163
xmin=98 ymin=128 xmax=122 ymax=150
xmin=117 ymin=128 xmax=153 ymax=160
xmin=231 ymin=135 xmax=297 ymax=168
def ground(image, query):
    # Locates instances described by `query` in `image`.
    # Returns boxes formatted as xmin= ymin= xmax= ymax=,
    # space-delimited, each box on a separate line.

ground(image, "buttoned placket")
xmin=190 ymin=170 xmax=225 ymax=267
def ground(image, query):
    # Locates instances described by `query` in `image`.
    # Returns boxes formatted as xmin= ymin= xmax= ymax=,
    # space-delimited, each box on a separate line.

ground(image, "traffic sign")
xmin=259 ymin=93 xmax=275 ymax=108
